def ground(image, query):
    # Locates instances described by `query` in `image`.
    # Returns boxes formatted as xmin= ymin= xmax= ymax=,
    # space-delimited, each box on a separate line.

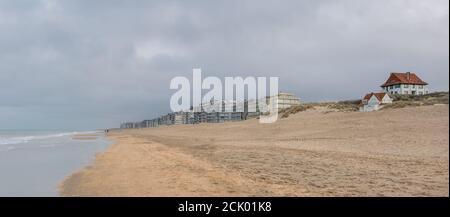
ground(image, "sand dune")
xmin=60 ymin=105 xmax=449 ymax=196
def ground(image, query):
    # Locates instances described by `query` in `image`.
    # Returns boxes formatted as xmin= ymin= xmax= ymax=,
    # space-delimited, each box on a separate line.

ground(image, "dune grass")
xmin=382 ymin=92 xmax=448 ymax=110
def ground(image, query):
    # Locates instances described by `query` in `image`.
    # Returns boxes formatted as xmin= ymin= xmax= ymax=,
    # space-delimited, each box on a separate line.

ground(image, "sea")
xmin=0 ymin=130 xmax=111 ymax=196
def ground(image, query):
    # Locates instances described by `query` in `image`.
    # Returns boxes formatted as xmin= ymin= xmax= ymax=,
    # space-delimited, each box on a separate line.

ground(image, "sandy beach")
xmin=60 ymin=105 xmax=449 ymax=196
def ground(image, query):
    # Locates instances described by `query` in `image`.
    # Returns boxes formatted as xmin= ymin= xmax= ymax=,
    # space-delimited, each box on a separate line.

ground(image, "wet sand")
xmin=72 ymin=134 xmax=99 ymax=140
xmin=60 ymin=105 xmax=449 ymax=196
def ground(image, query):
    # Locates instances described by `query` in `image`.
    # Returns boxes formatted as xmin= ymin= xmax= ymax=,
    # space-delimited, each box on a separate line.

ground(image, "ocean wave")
xmin=0 ymin=131 xmax=101 ymax=146
xmin=0 ymin=136 xmax=36 ymax=145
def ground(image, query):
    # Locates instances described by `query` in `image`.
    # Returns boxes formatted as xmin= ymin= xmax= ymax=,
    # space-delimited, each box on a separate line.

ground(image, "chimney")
xmin=406 ymin=72 xmax=411 ymax=80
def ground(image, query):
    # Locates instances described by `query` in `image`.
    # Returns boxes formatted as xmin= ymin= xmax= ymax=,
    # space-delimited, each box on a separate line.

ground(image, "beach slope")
xmin=60 ymin=105 xmax=449 ymax=196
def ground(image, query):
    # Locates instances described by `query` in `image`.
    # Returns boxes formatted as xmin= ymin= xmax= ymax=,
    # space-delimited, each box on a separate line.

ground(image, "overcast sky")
xmin=0 ymin=0 xmax=448 ymax=130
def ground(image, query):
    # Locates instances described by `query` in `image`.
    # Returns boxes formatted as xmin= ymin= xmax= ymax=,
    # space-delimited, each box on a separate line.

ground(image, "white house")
xmin=381 ymin=72 xmax=428 ymax=95
xmin=359 ymin=92 xmax=392 ymax=112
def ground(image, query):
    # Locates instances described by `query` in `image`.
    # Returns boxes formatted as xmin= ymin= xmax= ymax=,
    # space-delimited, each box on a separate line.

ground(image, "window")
xmin=389 ymin=86 xmax=394 ymax=90
xmin=404 ymin=84 xmax=409 ymax=88
xmin=419 ymin=85 xmax=423 ymax=89
xmin=412 ymin=85 xmax=416 ymax=89
xmin=395 ymin=84 xmax=400 ymax=88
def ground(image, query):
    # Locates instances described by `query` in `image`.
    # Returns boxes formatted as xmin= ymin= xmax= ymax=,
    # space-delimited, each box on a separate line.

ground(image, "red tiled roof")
xmin=381 ymin=72 xmax=428 ymax=87
xmin=363 ymin=92 xmax=387 ymax=102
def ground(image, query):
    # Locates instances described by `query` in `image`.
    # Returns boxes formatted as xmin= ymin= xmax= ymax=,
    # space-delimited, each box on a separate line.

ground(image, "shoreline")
xmin=59 ymin=105 xmax=449 ymax=196
xmin=59 ymin=132 xmax=299 ymax=196
xmin=0 ymin=130 xmax=109 ymax=196
xmin=57 ymin=132 xmax=112 ymax=197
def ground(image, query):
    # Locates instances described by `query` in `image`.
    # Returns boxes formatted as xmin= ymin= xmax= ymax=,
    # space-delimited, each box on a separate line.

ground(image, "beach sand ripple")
xmin=60 ymin=105 xmax=449 ymax=196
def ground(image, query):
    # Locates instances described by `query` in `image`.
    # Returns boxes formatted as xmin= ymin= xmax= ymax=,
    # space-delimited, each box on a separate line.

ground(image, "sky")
xmin=0 ymin=0 xmax=448 ymax=130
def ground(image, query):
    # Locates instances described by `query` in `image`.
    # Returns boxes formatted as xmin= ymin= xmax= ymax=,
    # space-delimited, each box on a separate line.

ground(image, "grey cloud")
xmin=0 ymin=0 xmax=448 ymax=129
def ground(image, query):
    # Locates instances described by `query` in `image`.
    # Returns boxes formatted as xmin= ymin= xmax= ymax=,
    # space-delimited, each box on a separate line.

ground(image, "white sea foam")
xmin=0 ymin=131 xmax=101 ymax=146
xmin=0 ymin=130 xmax=110 ymax=196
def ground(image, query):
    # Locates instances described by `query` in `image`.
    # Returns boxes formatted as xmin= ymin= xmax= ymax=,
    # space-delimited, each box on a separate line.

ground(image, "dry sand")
xmin=60 ymin=105 xmax=449 ymax=196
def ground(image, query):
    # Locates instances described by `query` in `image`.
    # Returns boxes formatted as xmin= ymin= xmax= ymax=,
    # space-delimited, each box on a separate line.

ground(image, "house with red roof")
xmin=381 ymin=72 xmax=428 ymax=95
xmin=359 ymin=92 xmax=392 ymax=112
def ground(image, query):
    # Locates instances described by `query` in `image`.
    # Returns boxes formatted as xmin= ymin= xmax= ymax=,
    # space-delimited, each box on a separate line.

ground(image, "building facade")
xmin=359 ymin=92 xmax=392 ymax=112
xmin=381 ymin=72 xmax=428 ymax=95
xmin=120 ymin=92 xmax=301 ymax=129
xmin=272 ymin=92 xmax=301 ymax=110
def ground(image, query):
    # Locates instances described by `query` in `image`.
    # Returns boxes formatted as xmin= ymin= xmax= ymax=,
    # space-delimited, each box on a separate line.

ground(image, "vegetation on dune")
xmin=325 ymin=100 xmax=361 ymax=112
xmin=280 ymin=104 xmax=315 ymax=118
xmin=391 ymin=91 xmax=448 ymax=103
xmin=280 ymin=100 xmax=360 ymax=118
xmin=382 ymin=91 xmax=448 ymax=110
xmin=279 ymin=92 xmax=448 ymax=118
